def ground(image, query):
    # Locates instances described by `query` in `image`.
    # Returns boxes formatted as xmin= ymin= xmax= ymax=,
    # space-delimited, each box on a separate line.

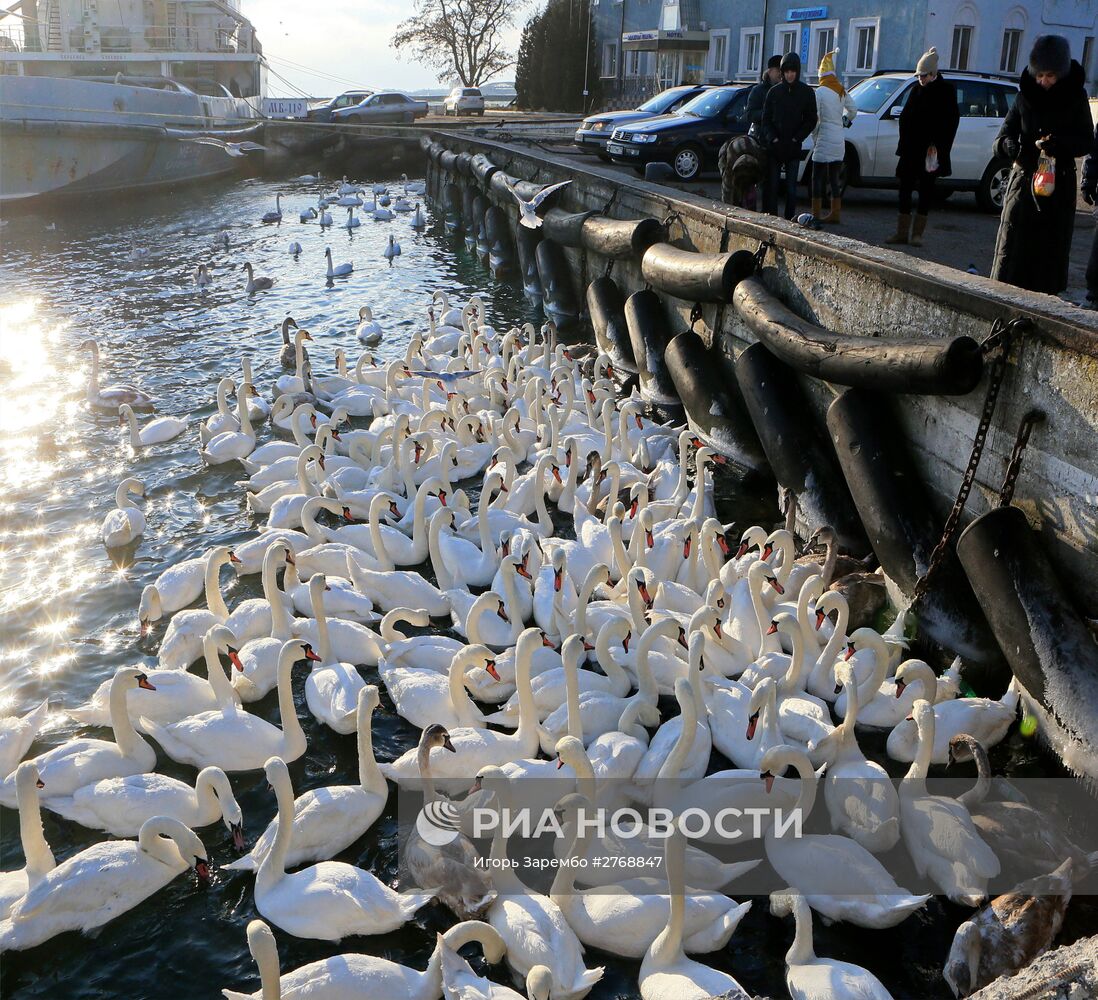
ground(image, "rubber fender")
xmin=665 ymin=329 xmax=771 ymax=479
xmin=489 ymin=171 xmax=520 ymax=201
xmin=827 ymin=388 xmax=1002 ymax=669
xmin=587 ymin=276 xmax=637 ymax=374
xmin=454 ymin=151 xmax=474 ymax=177
xmin=957 ymin=505 xmax=1098 ymax=701
xmin=734 ymin=277 xmax=984 ymax=395
xmin=536 ymin=239 xmax=580 ymax=327
xmin=472 ymin=194 xmax=489 ymax=255
xmin=580 ymin=215 xmax=665 ymax=259
xmin=541 ymin=207 xmax=599 ymax=248
xmin=517 ymin=225 xmax=543 ymax=298
xmin=625 ymin=289 xmax=681 ymax=409
xmin=439 ymin=150 xmax=458 ymax=173
xmin=469 ymin=152 xmax=499 ymax=187
xmin=444 ymin=182 xmax=463 ymax=233
xmin=484 ymin=205 xmax=515 ymax=277
xmin=735 ymin=343 xmax=869 ymax=557
xmin=641 ymin=243 xmax=739 ymax=303
xmin=461 ymin=184 xmax=477 ymax=246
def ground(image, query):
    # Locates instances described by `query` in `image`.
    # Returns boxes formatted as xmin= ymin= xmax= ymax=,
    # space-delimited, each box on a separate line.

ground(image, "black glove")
xmin=997 ymin=136 xmax=1020 ymax=162
xmin=1036 ymin=135 xmax=1060 ymax=157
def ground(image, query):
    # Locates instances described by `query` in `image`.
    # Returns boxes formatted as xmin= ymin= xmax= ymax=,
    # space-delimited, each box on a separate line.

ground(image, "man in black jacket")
xmin=762 ymin=52 xmax=817 ymax=218
xmin=747 ymin=55 xmax=782 ymax=131
xmin=1082 ymin=119 xmax=1098 ymax=306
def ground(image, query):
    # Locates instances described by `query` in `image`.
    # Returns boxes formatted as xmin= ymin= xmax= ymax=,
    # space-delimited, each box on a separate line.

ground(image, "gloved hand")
xmin=1036 ymin=135 xmax=1059 ymax=157
xmin=997 ymin=136 xmax=1020 ymax=162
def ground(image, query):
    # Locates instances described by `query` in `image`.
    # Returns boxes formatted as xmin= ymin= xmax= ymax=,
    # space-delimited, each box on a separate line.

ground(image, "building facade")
xmin=592 ymin=0 xmax=1098 ymax=106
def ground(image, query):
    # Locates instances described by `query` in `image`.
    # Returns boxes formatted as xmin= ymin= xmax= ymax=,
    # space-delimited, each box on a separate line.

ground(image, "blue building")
xmin=591 ymin=0 xmax=1098 ymax=105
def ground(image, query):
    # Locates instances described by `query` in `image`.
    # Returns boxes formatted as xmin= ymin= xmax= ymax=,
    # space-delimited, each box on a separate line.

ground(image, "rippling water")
xmin=0 ymin=174 xmax=1094 ymax=1000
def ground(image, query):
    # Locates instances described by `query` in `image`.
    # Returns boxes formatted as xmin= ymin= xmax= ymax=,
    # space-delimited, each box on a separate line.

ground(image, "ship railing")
xmin=0 ymin=20 xmax=257 ymax=56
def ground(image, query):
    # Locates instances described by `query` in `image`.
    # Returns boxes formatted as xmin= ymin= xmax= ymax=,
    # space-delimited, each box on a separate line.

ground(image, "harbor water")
xmin=0 ymin=175 xmax=1094 ymax=999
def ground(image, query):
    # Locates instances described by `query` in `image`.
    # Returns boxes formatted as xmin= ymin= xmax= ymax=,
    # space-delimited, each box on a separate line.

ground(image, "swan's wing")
xmin=529 ymin=179 xmax=572 ymax=209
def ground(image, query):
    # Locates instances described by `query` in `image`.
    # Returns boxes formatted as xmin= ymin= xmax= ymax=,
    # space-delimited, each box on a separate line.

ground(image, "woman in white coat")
xmin=810 ymin=50 xmax=857 ymax=223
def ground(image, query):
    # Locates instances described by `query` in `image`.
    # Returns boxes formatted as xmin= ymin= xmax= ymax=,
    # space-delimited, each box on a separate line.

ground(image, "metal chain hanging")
xmin=998 ymin=409 xmax=1044 ymax=507
xmin=912 ymin=317 xmax=1029 ymax=601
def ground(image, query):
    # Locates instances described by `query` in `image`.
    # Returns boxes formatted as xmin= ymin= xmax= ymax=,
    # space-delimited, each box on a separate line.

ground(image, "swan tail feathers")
xmin=717 ymin=858 xmax=762 ymax=885
xmin=222 ymin=991 xmax=253 ymax=999
xmin=65 ymin=703 xmax=106 ymax=725
xmin=482 ymin=707 xmax=517 ymax=726
xmin=401 ymin=891 xmax=436 ymax=917
xmin=220 ymin=854 xmax=258 ymax=872
xmin=576 ymin=966 xmax=606 ymax=989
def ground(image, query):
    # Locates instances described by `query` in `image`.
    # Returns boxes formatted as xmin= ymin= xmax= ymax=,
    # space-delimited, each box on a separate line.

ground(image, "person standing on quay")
xmin=991 ymin=35 xmax=1093 ymax=296
xmin=746 ymin=55 xmax=782 ymax=210
xmin=810 ymin=50 xmax=857 ymax=223
xmin=886 ymin=47 xmax=959 ymax=247
xmin=762 ymin=52 xmax=817 ymax=219
xmin=1080 ymin=118 xmax=1098 ymax=307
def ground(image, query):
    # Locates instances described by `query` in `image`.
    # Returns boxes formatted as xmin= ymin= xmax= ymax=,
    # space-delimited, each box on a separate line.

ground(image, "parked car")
xmin=803 ymin=70 xmax=1020 ymax=212
xmin=443 ymin=87 xmax=485 ymax=116
xmin=574 ymin=85 xmax=710 ymax=159
xmin=331 ymin=92 xmax=429 ymax=124
xmin=308 ymin=90 xmax=373 ymax=122
xmin=606 ymin=85 xmax=751 ymax=180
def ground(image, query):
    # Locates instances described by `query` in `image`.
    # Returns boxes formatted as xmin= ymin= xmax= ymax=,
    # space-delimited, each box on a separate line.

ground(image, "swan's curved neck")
xmin=450 ymin=649 xmax=481 ymax=727
xmin=855 ymin=636 xmax=891 ymax=705
xmin=650 ymin=830 xmax=688 ymax=968
xmin=202 ymin=636 xmax=236 ymax=708
xmin=122 ymin=408 xmax=141 ymax=448
xmin=110 ymin=678 xmax=146 ymax=757
xmin=418 ymin=738 xmax=439 ymax=804
xmin=369 ymin=499 xmax=396 ymax=572
xmin=357 ymin=701 xmax=386 ymax=797
xmin=16 ymin=774 xmax=55 ymax=879
xmin=904 ymin=710 xmax=935 ymax=792
xmin=204 ymin=552 xmax=231 ymax=621
xmin=813 ymin=599 xmax=848 ymax=676
xmin=427 ymin=513 xmax=455 ymax=590
xmin=551 ymin=814 xmax=591 ymax=898
xmin=786 ymin=895 xmax=817 ymax=964
xmin=115 ymin=481 xmax=138 ymax=509
xmin=778 ymin=626 xmax=808 ymax=695
xmin=258 ymin=769 xmax=295 ymax=891
xmin=690 ymin=459 xmax=709 ymax=521
xmin=137 ymin=821 xmax=187 ymax=868
xmin=563 ymin=645 xmax=584 ymax=742
xmin=788 ymin=752 xmax=818 ymax=823
xmin=311 ymin=586 xmax=333 ymax=664
xmin=660 ymin=685 xmax=698 ymax=782
xmin=486 ymin=781 xmax=524 ymax=894
xmin=277 ymin=651 xmax=307 ymax=761
xmin=513 ymin=633 xmax=539 ymax=742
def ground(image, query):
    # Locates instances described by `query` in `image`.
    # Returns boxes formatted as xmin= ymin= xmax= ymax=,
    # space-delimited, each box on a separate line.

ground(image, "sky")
xmin=246 ymin=0 xmax=524 ymax=97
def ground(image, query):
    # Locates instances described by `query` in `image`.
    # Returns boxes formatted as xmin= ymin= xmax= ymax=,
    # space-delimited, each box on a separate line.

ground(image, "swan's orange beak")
xmin=228 ymin=650 xmax=244 ymax=672
xmin=895 ymin=678 xmax=907 ymax=697
xmin=554 ymin=568 xmax=563 ymax=592
xmin=497 ymin=602 xmax=509 ymax=622
xmin=718 ymin=536 xmax=732 ymax=557
xmin=815 ymin=610 xmax=826 ymax=631
xmin=713 ymin=621 xmax=724 ymax=640
xmin=768 ymin=578 xmax=784 ymax=595
xmin=623 ymin=631 xmax=631 ymax=654
xmin=556 ymin=756 xmax=566 ymax=769
xmin=551 ymin=465 xmax=563 ymax=485
xmin=844 ymin=643 xmax=856 ymax=662
xmin=766 ymin=621 xmax=779 ymax=636
xmin=677 ymin=627 xmax=688 ymax=649
xmin=762 ymin=544 xmax=774 ymax=560
xmin=228 ymin=551 xmax=242 ymax=565
xmin=629 ymin=499 xmax=639 ymax=519
xmin=516 ymin=563 xmax=532 ymax=581
xmin=541 ymin=633 xmax=556 ymax=649
xmin=683 ymin=537 xmax=692 ymax=559
xmin=645 ymin=529 xmax=654 ymax=549
xmin=195 ymin=860 xmax=211 ymax=882
xmin=638 ymin=582 xmax=653 ymax=607
xmin=304 ymin=644 xmax=322 ymax=662
xmin=747 ymin=712 xmax=759 ymax=741
xmin=137 ymin=674 xmax=156 ymax=691
xmin=485 ymin=660 xmax=500 ymax=681
xmin=761 ymin=770 xmax=775 ymax=794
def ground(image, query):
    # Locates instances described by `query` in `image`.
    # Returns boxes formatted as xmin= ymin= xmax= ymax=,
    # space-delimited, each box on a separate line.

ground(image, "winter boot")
xmin=811 ymin=197 xmax=823 ymax=220
xmin=822 ymin=196 xmax=841 ymax=224
xmin=885 ymin=213 xmax=911 ymax=244
xmin=910 ymin=213 xmax=928 ymax=247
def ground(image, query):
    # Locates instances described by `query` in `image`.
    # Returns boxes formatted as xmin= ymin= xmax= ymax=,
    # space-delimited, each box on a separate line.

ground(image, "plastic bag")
xmin=1032 ymin=153 xmax=1056 ymax=197
xmin=925 ymin=148 xmax=939 ymax=173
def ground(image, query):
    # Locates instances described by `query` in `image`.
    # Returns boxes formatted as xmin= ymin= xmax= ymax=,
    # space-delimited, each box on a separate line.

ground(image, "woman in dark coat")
xmin=991 ymin=35 xmax=1093 ymax=295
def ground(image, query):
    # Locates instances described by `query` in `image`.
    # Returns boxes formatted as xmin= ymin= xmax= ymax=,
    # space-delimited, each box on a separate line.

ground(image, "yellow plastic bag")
xmin=1032 ymin=153 xmax=1056 ymax=197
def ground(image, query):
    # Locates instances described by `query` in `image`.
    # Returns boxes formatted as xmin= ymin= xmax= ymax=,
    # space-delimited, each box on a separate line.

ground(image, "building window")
xmin=739 ymin=27 xmax=763 ymax=78
xmin=775 ymin=26 xmax=799 ymax=58
xmin=1084 ymin=36 xmax=1095 ymax=77
xmin=951 ymin=25 xmax=973 ymax=70
xmin=602 ymin=41 xmax=618 ymax=78
xmin=848 ymin=17 xmax=879 ymax=74
xmin=625 ymin=49 xmax=640 ymax=78
xmin=808 ymin=20 xmax=838 ymax=80
xmin=999 ymin=28 xmax=1021 ymax=73
xmin=709 ymin=30 xmax=730 ymax=79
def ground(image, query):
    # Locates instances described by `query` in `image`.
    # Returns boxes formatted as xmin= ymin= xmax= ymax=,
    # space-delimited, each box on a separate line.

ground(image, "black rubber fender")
xmin=444 ymin=182 xmax=463 ymax=233
xmin=736 ymin=343 xmax=869 ymax=556
xmin=826 ymin=388 xmax=1002 ymax=668
xmin=472 ymin=193 xmax=490 ymax=256
xmin=957 ymin=505 xmax=1098 ymax=701
xmin=469 ymin=153 xmax=499 ymax=187
xmin=641 ymin=243 xmax=740 ymax=303
xmin=541 ymin=208 xmax=599 ymax=248
xmin=439 ymin=150 xmax=458 ymax=174
xmin=517 ymin=225 xmax=543 ymax=298
xmin=625 ymin=289 xmax=681 ymax=409
xmin=587 ymin=276 xmax=637 ymax=374
xmin=665 ymin=329 xmax=771 ymax=479
xmin=489 ymin=171 xmax=520 ymax=202
xmin=484 ymin=205 xmax=515 ymax=277
xmin=454 ymin=151 xmax=474 ymax=177
xmin=536 ymin=239 xmax=580 ymax=327
xmin=581 ymin=216 xmax=665 ymax=259
xmin=734 ymin=277 xmax=984 ymax=395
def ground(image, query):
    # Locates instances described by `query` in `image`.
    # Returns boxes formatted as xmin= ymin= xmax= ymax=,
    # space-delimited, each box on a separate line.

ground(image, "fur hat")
xmin=916 ymin=47 xmax=939 ymax=75
xmin=1029 ymin=34 xmax=1071 ymax=77
xmin=780 ymin=51 xmax=801 ymax=76
xmin=767 ymin=54 xmax=782 ymax=70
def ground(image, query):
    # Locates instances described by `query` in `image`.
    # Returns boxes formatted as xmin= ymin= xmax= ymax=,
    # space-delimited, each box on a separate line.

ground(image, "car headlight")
xmin=634 ymin=133 xmax=658 ymax=144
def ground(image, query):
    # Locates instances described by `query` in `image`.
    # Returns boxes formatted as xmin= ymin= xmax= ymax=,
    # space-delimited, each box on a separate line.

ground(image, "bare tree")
xmin=392 ymin=0 xmax=525 ymax=87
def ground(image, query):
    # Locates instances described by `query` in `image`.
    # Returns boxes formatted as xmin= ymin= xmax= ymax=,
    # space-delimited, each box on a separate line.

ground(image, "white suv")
xmin=443 ymin=87 xmax=485 ymax=116
xmin=808 ymin=71 xmax=1019 ymax=212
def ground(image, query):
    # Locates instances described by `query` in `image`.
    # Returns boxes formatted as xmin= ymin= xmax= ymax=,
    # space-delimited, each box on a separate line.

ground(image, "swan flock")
xmin=3 ymin=173 xmax=1081 ymax=1000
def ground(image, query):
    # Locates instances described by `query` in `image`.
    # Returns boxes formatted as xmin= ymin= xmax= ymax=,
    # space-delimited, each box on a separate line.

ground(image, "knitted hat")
xmin=767 ymin=54 xmax=782 ymax=70
xmin=780 ymin=51 xmax=801 ymax=76
xmin=1029 ymin=34 xmax=1071 ymax=77
xmin=916 ymin=47 xmax=939 ymax=75
xmin=818 ymin=49 xmax=837 ymax=78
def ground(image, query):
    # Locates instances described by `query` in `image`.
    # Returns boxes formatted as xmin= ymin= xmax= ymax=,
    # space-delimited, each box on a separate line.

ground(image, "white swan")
xmin=325 ymin=246 xmax=353 ymax=279
xmin=302 ymin=574 xmax=368 ymax=734
xmin=809 ymin=663 xmax=900 ymax=854
xmin=253 ymin=756 xmax=432 ymax=941
xmin=138 ymin=556 xmax=206 ymax=632
xmin=0 ymin=817 xmax=207 ymax=952
xmin=80 ymin=340 xmax=156 ymax=411
xmin=118 ymin=403 xmax=187 ymax=447
xmin=411 ymin=203 xmax=426 ymax=230
xmin=356 ymin=306 xmax=384 ymax=345
xmin=770 ymin=888 xmax=894 ymax=1000
xmin=261 ymin=193 xmax=283 ymax=223
xmin=156 ymin=545 xmax=239 ymax=670
xmin=0 ymin=668 xmax=157 ymax=806
xmin=0 ymin=700 xmax=50 ymax=779
xmin=224 ymin=686 xmax=387 ymax=873
xmin=379 ymin=643 xmax=494 ymax=732
xmin=383 ymin=234 xmax=402 ymax=259
xmin=101 ymin=477 xmax=145 ymax=547
xmin=224 ymin=917 xmax=506 ymax=1000
xmin=242 ymin=261 xmax=275 ymax=293
xmin=141 ymin=636 xmax=309 ymax=771
xmin=347 ymin=543 xmax=451 ymax=617
xmin=200 ymin=377 xmax=238 ymax=445
xmin=899 ymin=699 xmax=1000 ymax=905
xmin=475 ymin=766 xmax=604 ymax=1000
xmin=758 ymin=744 xmax=929 ymax=928
xmin=0 ymin=763 xmax=55 ymax=920
xmin=47 ymin=766 xmax=243 ymax=846
xmin=201 ymin=381 xmax=256 ymax=464
xmin=638 ymin=826 xmax=748 ymax=1000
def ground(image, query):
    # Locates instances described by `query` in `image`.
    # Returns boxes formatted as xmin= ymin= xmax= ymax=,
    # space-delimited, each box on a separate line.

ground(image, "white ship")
xmin=0 ymin=0 xmax=266 ymax=202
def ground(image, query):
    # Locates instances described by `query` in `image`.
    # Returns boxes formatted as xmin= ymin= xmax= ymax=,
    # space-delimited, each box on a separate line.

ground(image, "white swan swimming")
xmin=225 ymin=685 xmax=387 ymax=873
xmin=118 ymin=402 xmax=187 ymax=448
xmin=379 ymin=643 xmax=494 ymax=732
xmin=0 ymin=668 xmax=157 ymax=806
xmin=242 ymin=261 xmax=275 ymax=293
xmin=301 ymin=574 xmax=368 ymax=734
xmin=156 ymin=545 xmax=239 ymax=670
xmin=0 ymin=762 xmax=55 ymax=921
xmin=383 ymin=234 xmax=402 ymax=259
xmin=0 ymin=816 xmax=208 ymax=952
xmin=101 ymin=477 xmax=145 ymax=547
xmin=0 ymin=700 xmax=50 ymax=779
xmin=253 ymin=756 xmax=432 ymax=941
xmin=80 ymin=340 xmax=156 ymax=411
xmin=201 ymin=382 xmax=257 ymax=464
xmin=324 ymin=246 xmax=353 ymax=279
xmin=355 ymin=305 xmax=384 ymax=345
xmin=261 ymin=193 xmax=283 ymax=223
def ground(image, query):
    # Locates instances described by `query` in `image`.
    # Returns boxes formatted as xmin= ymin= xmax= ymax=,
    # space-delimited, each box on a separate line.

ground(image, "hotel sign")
xmin=623 ymin=31 xmax=659 ymax=41
xmin=786 ymin=6 xmax=827 ymax=20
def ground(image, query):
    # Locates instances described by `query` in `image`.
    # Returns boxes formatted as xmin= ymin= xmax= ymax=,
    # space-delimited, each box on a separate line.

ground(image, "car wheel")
xmin=672 ymin=144 xmax=703 ymax=181
xmin=977 ymin=159 xmax=1011 ymax=213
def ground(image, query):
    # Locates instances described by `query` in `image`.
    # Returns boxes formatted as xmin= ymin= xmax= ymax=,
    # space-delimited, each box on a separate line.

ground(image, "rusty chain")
xmin=912 ymin=317 xmax=1026 ymax=601
xmin=998 ymin=409 xmax=1045 ymax=507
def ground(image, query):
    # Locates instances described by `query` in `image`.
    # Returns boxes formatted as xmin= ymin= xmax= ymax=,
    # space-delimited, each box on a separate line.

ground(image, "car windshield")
xmin=849 ymin=77 xmax=903 ymax=113
xmin=462 ymin=89 xmax=480 ymax=96
xmin=637 ymin=89 xmax=690 ymax=114
xmin=678 ymin=88 xmax=737 ymax=118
